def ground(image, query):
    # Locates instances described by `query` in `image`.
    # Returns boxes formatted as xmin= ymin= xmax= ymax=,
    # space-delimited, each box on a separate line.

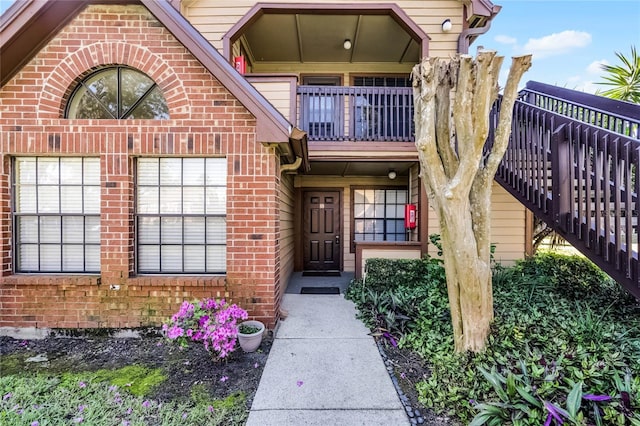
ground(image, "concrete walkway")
xmin=246 ymin=292 xmax=409 ymax=426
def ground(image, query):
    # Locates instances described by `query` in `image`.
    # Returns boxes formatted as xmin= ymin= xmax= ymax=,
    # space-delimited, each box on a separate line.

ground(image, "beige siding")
xmin=295 ymin=175 xmax=409 ymax=272
xmin=248 ymin=80 xmax=293 ymax=121
xmin=278 ymin=173 xmax=296 ymax=299
xmin=184 ymin=0 xmax=464 ymax=58
xmin=427 ymin=183 xmax=527 ymax=265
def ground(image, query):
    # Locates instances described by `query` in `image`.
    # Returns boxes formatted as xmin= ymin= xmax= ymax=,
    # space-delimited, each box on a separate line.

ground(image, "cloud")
xmin=586 ymin=59 xmax=608 ymax=75
xmin=494 ymin=35 xmax=517 ymax=45
xmin=523 ymin=30 xmax=592 ymax=59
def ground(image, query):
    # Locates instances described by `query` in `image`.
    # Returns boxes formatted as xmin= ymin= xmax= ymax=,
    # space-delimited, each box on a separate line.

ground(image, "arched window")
xmin=66 ymin=66 xmax=169 ymax=119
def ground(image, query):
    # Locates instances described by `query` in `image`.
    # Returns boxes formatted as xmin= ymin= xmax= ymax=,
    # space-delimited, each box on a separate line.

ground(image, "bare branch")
xmin=412 ymin=58 xmax=448 ymax=197
xmin=435 ymin=58 xmax=459 ymax=178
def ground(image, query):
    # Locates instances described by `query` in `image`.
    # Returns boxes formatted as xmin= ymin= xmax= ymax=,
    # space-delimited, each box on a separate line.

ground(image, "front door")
xmin=303 ymin=190 xmax=341 ymax=271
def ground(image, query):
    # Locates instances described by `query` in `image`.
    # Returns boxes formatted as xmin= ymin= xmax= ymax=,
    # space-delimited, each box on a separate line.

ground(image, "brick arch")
xmin=39 ymin=42 xmax=189 ymax=119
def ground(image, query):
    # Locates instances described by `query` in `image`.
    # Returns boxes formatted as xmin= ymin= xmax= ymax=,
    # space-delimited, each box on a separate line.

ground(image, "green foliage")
xmin=597 ymin=45 xmax=640 ymax=104
xmin=0 ymin=372 xmax=246 ymax=425
xmin=345 ymin=237 xmax=447 ymax=342
xmin=349 ymin=249 xmax=640 ymax=424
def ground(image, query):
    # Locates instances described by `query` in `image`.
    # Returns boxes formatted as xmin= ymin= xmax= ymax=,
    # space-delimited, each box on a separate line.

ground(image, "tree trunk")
xmin=412 ymin=52 xmax=531 ymax=352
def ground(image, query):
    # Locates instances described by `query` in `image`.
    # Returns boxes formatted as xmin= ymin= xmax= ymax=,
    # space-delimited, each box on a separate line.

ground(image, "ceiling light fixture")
xmin=388 ymin=170 xmax=397 ymax=180
xmin=441 ymin=19 xmax=452 ymax=32
xmin=343 ymin=39 xmax=352 ymax=50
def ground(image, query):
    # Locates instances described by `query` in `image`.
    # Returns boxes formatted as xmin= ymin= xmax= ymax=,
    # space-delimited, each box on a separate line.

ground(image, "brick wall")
xmin=0 ymin=5 xmax=281 ymax=329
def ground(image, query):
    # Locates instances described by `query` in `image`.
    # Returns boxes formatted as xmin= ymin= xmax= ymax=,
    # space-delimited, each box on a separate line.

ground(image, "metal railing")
xmin=297 ymin=85 xmax=414 ymax=142
xmin=493 ymin=81 xmax=640 ymax=298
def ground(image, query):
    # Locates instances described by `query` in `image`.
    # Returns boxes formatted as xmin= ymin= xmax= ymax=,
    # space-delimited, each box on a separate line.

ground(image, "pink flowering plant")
xmin=162 ymin=298 xmax=248 ymax=360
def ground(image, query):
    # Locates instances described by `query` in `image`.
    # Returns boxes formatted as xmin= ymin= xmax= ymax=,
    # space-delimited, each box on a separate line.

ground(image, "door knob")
xmin=335 ymin=235 xmax=340 ymax=245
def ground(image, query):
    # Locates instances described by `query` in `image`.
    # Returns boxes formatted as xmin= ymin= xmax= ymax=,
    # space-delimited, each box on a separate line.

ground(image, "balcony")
xmin=297 ymin=85 xmax=414 ymax=142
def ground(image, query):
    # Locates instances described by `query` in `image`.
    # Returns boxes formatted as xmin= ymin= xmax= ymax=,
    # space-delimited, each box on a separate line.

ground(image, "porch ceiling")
xmin=308 ymin=161 xmax=414 ymax=177
xmin=240 ymin=13 xmax=420 ymax=64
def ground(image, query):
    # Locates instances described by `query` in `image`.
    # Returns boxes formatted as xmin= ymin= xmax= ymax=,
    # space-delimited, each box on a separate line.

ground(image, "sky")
xmin=476 ymin=0 xmax=640 ymax=93
xmin=0 ymin=0 xmax=638 ymax=94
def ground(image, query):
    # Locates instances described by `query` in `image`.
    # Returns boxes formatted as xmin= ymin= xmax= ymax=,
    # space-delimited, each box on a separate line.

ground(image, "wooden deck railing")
xmin=491 ymin=81 xmax=640 ymax=298
xmin=297 ymin=85 xmax=414 ymax=142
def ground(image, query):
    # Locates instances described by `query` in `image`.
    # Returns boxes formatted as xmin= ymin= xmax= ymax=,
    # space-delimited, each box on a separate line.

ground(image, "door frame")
xmin=294 ymin=187 xmax=344 ymax=272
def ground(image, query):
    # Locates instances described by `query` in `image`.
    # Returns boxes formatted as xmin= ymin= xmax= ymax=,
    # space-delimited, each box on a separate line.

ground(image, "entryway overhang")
xmin=222 ymin=3 xmax=430 ymax=66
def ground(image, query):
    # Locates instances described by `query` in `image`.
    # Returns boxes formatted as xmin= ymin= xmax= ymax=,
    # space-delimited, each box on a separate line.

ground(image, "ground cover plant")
xmin=346 ymin=244 xmax=640 ymax=425
xmin=0 ymin=329 xmax=270 ymax=425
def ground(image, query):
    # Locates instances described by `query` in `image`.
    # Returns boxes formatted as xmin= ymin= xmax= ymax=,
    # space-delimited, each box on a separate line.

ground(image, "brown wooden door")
xmin=303 ymin=190 xmax=341 ymax=271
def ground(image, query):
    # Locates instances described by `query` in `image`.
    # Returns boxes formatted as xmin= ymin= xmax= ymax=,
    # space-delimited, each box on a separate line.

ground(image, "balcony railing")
xmin=297 ymin=85 xmax=414 ymax=142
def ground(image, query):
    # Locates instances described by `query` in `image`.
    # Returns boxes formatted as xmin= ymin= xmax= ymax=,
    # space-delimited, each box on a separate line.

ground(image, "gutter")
xmin=457 ymin=5 xmax=501 ymax=54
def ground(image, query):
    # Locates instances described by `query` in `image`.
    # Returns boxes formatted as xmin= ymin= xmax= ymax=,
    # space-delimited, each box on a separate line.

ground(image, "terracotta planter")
xmin=238 ymin=320 xmax=265 ymax=352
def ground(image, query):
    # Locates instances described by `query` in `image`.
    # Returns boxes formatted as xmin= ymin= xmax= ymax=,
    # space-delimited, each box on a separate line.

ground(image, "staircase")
xmin=490 ymin=81 xmax=640 ymax=298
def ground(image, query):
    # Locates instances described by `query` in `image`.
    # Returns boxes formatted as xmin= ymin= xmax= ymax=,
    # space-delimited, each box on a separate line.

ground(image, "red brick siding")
xmin=0 ymin=5 xmax=281 ymax=329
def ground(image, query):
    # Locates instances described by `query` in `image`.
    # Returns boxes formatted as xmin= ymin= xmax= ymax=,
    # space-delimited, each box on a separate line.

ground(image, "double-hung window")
xmin=352 ymin=187 xmax=408 ymax=250
xmin=13 ymin=157 xmax=101 ymax=273
xmin=136 ymin=158 xmax=227 ymax=274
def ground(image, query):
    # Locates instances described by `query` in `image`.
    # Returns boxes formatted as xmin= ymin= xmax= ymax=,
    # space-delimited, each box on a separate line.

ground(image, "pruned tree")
xmin=411 ymin=51 xmax=531 ymax=352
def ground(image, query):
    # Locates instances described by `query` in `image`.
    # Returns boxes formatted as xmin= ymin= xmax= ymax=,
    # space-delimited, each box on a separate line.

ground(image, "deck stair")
xmin=490 ymin=81 xmax=640 ymax=298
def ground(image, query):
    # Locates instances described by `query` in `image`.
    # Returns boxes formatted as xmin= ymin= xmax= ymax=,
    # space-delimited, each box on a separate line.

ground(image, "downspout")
xmin=280 ymin=156 xmax=303 ymax=174
xmin=457 ymin=9 xmax=499 ymax=54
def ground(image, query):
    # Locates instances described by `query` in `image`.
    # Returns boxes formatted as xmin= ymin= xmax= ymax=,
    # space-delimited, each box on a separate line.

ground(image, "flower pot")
xmin=238 ymin=320 xmax=265 ymax=353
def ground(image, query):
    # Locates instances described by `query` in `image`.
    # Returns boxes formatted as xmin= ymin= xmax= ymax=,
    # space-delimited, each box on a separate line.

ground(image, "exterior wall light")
xmin=441 ymin=19 xmax=452 ymax=32
xmin=388 ymin=170 xmax=397 ymax=180
xmin=343 ymin=39 xmax=352 ymax=50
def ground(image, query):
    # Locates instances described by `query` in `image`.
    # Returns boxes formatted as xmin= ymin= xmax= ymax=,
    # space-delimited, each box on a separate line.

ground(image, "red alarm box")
xmin=234 ymin=56 xmax=246 ymax=74
xmin=404 ymin=204 xmax=417 ymax=229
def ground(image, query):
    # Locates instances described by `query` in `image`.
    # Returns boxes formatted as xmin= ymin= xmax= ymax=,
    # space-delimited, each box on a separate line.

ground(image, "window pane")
xmin=84 ymin=187 xmax=100 ymax=214
xmin=18 ymin=217 xmax=38 ymax=243
xmin=137 ymin=158 xmax=159 ymax=185
xmin=138 ymin=246 xmax=160 ymax=271
xmin=37 ymin=158 xmax=59 ymax=184
xmin=18 ymin=244 xmax=39 ymax=271
xmin=160 ymin=159 xmax=181 ymax=185
xmin=161 ymin=217 xmax=182 ymax=244
xmin=183 ymin=187 xmax=204 ymax=214
xmin=206 ymin=217 xmax=226 ymax=244
xmin=375 ymin=204 xmax=385 ymax=218
xmin=128 ymin=86 xmax=169 ymax=120
xmin=160 ymin=187 xmax=182 ymax=213
xmin=386 ymin=190 xmax=397 ymax=204
xmin=206 ymin=159 xmax=227 ymax=185
xmin=37 ymin=186 xmax=59 ymax=213
xmin=374 ymin=190 xmax=385 ymax=203
xmin=40 ymin=245 xmax=61 ymax=271
xmin=354 ymin=189 xmax=365 ymax=204
xmin=16 ymin=186 xmax=36 ymax=213
xmin=61 ymin=186 xmax=83 ymax=213
xmin=206 ymin=246 xmax=226 ymax=272
xmin=120 ymin=68 xmax=154 ymax=115
xmin=69 ymin=91 xmax=114 ymax=119
xmin=205 ymin=187 xmax=226 ymax=214
xmin=354 ymin=204 xmax=365 ymax=218
xmin=85 ymin=69 xmax=118 ymax=117
xmin=184 ymin=246 xmax=205 ymax=272
xmin=40 ymin=217 xmax=61 ymax=243
xmin=138 ymin=217 xmax=160 ymax=244
xmin=85 ymin=245 xmax=100 ymax=271
xmin=16 ymin=158 xmax=36 ymax=184
xmin=184 ymin=217 xmax=205 ymax=244
xmin=397 ymin=191 xmax=407 ymax=204
xmin=60 ymin=158 xmax=82 ymax=184
xmin=161 ymin=245 xmax=182 ymax=272
xmin=138 ymin=187 xmax=159 ymax=214
xmin=63 ymin=216 xmax=84 ymax=243
xmin=63 ymin=245 xmax=84 ymax=271
xmin=85 ymin=216 xmax=100 ymax=244
xmin=183 ymin=158 xmax=205 ymax=185
xmin=84 ymin=158 xmax=100 ymax=185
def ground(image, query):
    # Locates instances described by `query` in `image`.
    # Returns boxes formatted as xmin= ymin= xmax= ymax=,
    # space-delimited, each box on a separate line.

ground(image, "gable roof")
xmin=0 ymin=0 xmax=307 ymax=162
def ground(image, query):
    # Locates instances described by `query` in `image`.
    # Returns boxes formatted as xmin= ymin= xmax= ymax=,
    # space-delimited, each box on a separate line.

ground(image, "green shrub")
xmin=349 ymin=249 xmax=640 ymax=424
